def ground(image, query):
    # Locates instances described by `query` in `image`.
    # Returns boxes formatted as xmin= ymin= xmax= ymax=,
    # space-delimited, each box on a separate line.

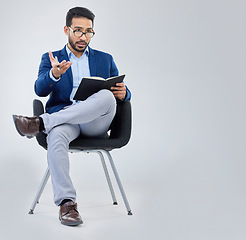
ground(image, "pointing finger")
xmin=49 ymin=51 xmax=55 ymax=61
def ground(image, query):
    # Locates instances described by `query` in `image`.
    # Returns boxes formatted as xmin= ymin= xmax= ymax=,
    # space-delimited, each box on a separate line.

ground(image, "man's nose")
xmin=80 ymin=34 xmax=87 ymax=40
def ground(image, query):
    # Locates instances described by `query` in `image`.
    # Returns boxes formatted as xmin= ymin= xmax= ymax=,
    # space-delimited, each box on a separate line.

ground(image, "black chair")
xmin=29 ymin=99 xmax=132 ymax=215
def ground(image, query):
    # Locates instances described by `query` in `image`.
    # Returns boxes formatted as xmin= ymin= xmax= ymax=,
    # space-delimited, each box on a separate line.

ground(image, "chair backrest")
xmin=33 ymin=99 xmax=132 ymax=151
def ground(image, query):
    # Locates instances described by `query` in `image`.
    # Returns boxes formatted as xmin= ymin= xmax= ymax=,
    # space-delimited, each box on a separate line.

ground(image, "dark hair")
xmin=66 ymin=7 xmax=95 ymax=27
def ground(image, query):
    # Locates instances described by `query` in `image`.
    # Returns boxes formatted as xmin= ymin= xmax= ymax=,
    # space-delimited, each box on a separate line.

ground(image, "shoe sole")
xmin=12 ymin=115 xmax=34 ymax=139
xmin=59 ymin=218 xmax=83 ymax=227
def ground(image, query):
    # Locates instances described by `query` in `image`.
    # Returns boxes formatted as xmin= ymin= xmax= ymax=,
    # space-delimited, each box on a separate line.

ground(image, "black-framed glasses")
xmin=68 ymin=27 xmax=95 ymax=38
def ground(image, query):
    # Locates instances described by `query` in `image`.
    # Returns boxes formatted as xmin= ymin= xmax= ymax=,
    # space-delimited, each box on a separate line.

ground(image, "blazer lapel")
xmin=88 ymin=47 xmax=97 ymax=76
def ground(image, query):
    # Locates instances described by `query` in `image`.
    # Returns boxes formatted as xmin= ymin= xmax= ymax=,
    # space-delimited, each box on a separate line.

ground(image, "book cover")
xmin=73 ymin=74 xmax=125 ymax=101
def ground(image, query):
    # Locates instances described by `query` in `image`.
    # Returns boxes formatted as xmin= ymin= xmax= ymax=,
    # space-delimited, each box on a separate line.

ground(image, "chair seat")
xmin=70 ymin=136 xmax=126 ymax=151
xmin=36 ymin=131 xmax=130 ymax=151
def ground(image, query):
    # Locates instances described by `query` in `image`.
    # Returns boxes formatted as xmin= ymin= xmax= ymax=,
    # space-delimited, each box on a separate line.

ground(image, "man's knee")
xmin=47 ymin=124 xmax=80 ymax=148
xmin=47 ymin=127 xmax=68 ymax=149
xmin=98 ymin=90 xmax=116 ymax=109
xmin=99 ymin=89 xmax=115 ymax=102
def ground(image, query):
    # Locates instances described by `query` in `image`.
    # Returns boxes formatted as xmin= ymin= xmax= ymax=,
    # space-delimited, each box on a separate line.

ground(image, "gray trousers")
xmin=40 ymin=90 xmax=117 ymax=205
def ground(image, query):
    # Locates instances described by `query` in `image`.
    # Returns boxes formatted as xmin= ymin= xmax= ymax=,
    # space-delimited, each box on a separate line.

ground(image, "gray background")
xmin=1 ymin=0 xmax=246 ymax=239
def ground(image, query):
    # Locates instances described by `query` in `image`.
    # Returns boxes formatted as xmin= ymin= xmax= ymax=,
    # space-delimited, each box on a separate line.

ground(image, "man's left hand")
xmin=111 ymin=82 xmax=126 ymax=101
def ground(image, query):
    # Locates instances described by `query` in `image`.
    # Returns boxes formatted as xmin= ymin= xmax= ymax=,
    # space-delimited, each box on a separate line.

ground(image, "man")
xmin=13 ymin=7 xmax=131 ymax=226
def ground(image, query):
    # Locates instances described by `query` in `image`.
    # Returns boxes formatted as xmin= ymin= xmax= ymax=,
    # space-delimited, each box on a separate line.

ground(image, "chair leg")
xmin=29 ymin=167 xmax=50 ymax=214
xmin=102 ymin=150 xmax=133 ymax=215
xmin=97 ymin=151 xmax=118 ymax=205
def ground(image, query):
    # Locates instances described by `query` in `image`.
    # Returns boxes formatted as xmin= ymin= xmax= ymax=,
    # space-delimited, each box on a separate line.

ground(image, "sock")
xmin=39 ymin=117 xmax=45 ymax=132
xmin=59 ymin=199 xmax=73 ymax=206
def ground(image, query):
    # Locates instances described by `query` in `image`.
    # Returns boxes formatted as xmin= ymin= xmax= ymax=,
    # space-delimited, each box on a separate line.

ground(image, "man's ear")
xmin=64 ymin=26 xmax=69 ymax=36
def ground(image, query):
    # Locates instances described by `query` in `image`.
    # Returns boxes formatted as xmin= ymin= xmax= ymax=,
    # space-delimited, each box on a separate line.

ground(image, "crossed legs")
xmin=42 ymin=90 xmax=117 ymax=205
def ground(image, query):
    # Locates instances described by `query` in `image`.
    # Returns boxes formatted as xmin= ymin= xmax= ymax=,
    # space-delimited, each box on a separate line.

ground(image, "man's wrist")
xmin=52 ymin=69 xmax=61 ymax=79
xmin=121 ymin=92 xmax=127 ymax=101
xmin=120 ymin=93 xmax=126 ymax=101
xmin=49 ymin=69 xmax=61 ymax=82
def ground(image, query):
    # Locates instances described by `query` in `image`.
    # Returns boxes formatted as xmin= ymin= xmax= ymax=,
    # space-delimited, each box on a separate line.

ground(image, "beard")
xmin=68 ymin=36 xmax=89 ymax=53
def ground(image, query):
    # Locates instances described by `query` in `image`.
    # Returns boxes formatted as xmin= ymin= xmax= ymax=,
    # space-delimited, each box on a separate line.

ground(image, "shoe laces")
xmin=64 ymin=203 xmax=79 ymax=215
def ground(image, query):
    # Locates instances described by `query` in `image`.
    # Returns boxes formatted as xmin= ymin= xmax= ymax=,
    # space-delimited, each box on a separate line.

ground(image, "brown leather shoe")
xmin=12 ymin=115 xmax=40 ymax=139
xmin=59 ymin=201 xmax=83 ymax=226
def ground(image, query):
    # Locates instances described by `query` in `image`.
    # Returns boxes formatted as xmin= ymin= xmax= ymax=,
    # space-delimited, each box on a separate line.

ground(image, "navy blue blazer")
xmin=34 ymin=46 xmax=131 ymax=113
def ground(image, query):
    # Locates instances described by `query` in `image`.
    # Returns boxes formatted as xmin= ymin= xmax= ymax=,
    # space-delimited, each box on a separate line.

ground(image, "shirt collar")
xmin=66 ymin=44 xmax=89 ymax=59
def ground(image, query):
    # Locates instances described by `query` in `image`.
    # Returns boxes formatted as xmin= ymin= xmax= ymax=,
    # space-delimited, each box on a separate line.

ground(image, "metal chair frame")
xmin=29 ymin=149 xmax=132 ymax=215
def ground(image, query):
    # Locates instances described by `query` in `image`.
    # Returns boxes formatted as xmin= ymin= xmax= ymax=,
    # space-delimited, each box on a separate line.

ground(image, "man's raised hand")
xmin=49 ymin=51 xmax=72 ymax=79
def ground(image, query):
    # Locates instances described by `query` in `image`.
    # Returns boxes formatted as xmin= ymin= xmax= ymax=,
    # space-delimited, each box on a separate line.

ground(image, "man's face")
xmin=64 ymin=17 xmax=94 ymax=54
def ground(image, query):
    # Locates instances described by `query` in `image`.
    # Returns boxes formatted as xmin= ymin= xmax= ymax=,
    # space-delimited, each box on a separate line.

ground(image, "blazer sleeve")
xmin=123 ymin=86 xmax=131 ymax=101
xmin=34 ymin=52 xmax=59 ymax=97
xmin=110 ymin=55 xmax=131 ymax=102
xmin=110 ymin=55 xmax=119 ymax=77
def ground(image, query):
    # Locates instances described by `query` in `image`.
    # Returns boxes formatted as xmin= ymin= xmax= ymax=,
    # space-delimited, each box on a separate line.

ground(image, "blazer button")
xmin=49 ymin=83 xmax=54 ymax=87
